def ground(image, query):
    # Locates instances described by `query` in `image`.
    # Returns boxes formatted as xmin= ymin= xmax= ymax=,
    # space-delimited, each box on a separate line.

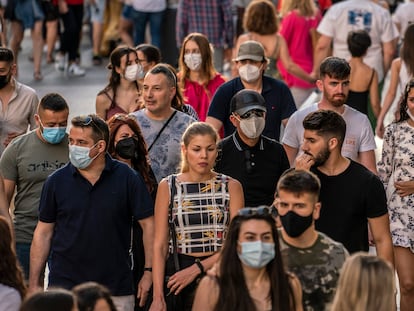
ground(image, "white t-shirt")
xmin=317 ymin=0 xmax=398 ymax=81
xmin=392 ymin=2 xmax=414 ymax=40
xmin=0 ymin=284 xmax=21 ymax=311
xmin=131 ymin=0 xmax=166 ymax=12
xmin=282 ymin=103 xmax=376 ymax=161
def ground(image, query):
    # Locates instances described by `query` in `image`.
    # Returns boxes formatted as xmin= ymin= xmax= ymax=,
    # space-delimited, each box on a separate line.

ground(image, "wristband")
xmin=143 ymin=267 xmax=152 ymax=272
xmin=194 ymin=258 xmax=204 ymax=274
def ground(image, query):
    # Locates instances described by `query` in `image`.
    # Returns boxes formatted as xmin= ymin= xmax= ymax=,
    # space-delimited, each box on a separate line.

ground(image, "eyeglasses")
xmin=238 ymin=206 xmax=271 ymax=216
xmin=239 ymin=110 xmax=265 ymax=119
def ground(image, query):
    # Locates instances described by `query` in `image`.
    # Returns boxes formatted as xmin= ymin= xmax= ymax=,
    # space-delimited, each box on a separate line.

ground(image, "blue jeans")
xmin=130 ymin=10 xmax=164 ymax=47
xmin=16 ymin=242 xmax=31 ymax=279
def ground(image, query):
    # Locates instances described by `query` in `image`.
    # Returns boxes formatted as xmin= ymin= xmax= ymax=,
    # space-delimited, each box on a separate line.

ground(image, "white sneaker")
xmin=68 ymin=63 xmax=86 ymax=77
xmin=55 ymin=54 xmax=65 ymax=72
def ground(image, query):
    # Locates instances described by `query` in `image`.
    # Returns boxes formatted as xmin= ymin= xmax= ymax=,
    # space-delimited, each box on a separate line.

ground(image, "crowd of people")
xmin=0 ymin=0 xmax=413 ymax=310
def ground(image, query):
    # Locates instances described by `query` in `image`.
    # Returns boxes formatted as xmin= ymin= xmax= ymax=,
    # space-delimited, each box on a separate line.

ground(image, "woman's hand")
xmin=166 ymin=264 xmax=200 ymax=295
xmin=395 ymin=180 xmax=414 ymax=197
xmin=149 ymin=298 xmax=167 ymax=311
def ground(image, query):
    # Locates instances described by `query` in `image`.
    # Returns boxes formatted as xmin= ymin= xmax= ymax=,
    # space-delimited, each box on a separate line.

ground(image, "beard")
xmin=306 ymin=145 xmax=331 ymax=167
xmin=325 ymin=92 xmax=348 ymax=107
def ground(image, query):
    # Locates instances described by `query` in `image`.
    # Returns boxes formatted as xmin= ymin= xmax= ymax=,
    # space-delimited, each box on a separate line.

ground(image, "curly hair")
xmin=214 ymin=214 xmax=295 ymax=311
xmin=243 ymin=0 xmax=278 ymax=35
xmin=0 ymin=216 xmax=26 ymax=299
xmin=397 ymin=78 xmax=414 ymax=123
xmin=107 ymin=114 xmax=154 ymax=193
xmin=178 ymin=32 xmax=217 ymax=87
xmin=98 ymin=45 xmax=139 ymax=117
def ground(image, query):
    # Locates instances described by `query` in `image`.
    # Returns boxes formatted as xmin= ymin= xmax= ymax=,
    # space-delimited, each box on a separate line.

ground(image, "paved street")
xmin=16 ymin=27 xmax=108 ymax=120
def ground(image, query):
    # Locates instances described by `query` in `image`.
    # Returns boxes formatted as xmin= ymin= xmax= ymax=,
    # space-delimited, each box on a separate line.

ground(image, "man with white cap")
xmin=206 ymin=40 xmax=297 ymax=141
xmin=215 ymin=89 xmax=290 ymax=207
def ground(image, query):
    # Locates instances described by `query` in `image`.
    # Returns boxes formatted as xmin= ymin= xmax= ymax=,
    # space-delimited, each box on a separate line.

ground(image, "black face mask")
xmin=115 ymin=137 xmax=138 ymax=159
xmin=0 ymin=73 xmax=11 ymax=89
xmin=280 ymin=210 xmax=313 ymax=238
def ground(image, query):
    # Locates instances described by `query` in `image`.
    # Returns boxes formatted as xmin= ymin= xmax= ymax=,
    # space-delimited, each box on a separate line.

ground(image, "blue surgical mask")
xmin=238 ymin=240 xmax=275 ymax=268
xmin=137 ymin=63 xmax=146 ymax=80
xmin=42 ymin=127 xmax=66 ymax=144
xmin=69 ymin=143 xmax=99 ymax=169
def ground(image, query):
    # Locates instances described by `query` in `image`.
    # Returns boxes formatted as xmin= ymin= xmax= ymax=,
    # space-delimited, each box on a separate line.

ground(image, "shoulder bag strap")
xmin=148 ymin=111 xmax=177 ymax=151
xmin=168 ymin=175 xmax=181 ymax=271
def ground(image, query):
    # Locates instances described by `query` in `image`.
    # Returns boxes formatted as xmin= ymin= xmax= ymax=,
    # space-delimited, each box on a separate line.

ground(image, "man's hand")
xmin=137 ymin=271 xmax=152 ymax=307
xmin=395 ymin=180 xmax=414 ymax=197
xmin=294 ymin=153 xmax=314 ymax=171
xmin=4 ymin=131 xmax=24 ymax=147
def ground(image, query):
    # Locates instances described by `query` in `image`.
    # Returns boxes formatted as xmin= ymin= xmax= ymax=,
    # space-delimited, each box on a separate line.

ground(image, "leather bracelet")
xmin=143 ymin=267 xmax=152 ymax=272
xmin=194 ymin=258 xmax=204 ymax=274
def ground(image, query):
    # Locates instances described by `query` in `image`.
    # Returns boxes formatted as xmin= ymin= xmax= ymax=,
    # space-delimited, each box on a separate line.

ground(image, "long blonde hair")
xmin=331 ymin=252 xmax=396 ymax=311
xmin=180 ymin=122 xmax=218 ymax=173
xmin=280 ymin=0 xmax=318 ymax=17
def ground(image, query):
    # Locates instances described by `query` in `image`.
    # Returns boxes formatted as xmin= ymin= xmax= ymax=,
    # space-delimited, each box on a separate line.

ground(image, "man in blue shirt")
xmin=29 ymin=114 xmax=154 ymax=311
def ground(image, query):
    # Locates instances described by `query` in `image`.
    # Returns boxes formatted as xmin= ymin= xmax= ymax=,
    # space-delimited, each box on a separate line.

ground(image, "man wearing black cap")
xmin=206 ymin=40 xmax=297 ymax=141
xmin=214 ymin=89 xmax=290 ymax=207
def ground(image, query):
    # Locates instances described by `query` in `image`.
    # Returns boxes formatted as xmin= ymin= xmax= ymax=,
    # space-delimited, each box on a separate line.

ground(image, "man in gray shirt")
xmin=0 ymin=93 xmax=69 ymax=279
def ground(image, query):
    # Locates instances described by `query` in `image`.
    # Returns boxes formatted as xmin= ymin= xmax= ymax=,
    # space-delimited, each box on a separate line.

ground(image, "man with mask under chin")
xmin=275 ymin=169 xmax=348 ymax=311
xmin=206 ymin=40 xmax=297 ymax=141
xmin=214 ymin=89 xmax=290 ymax=207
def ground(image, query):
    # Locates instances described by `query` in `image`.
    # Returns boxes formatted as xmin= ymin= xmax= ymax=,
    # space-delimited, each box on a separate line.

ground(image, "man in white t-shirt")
xmin=314 ymin=0 xmax=398 ymax=82
xmin=282 ymin=57 xmax=377 ymax=174
xmin=392 ymin=0 xmax=414 ymax=42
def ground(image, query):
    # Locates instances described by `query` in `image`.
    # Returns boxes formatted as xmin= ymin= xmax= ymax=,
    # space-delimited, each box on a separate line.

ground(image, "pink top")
xmin=277 ymin=10 xmax=321 ymax=89
xmin=183 ymin=73 xmax=226 ymax=121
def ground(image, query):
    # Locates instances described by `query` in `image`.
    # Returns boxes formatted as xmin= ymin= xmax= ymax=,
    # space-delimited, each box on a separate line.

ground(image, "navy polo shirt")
xmin=207 ymin=76 xmax=296 ymax=140
xmin=215 ymin=132 xmax=290 ymax=207
xmin=39 ymin=154 xmax=153 ymax=296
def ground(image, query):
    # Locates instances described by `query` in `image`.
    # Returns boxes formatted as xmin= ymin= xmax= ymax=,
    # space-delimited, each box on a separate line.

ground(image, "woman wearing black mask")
xmin=107 ymin=113 xmax=157 ymax=310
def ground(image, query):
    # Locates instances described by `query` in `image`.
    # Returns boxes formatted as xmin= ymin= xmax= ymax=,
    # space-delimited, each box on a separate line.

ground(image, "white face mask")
xmin=238 ymin=64 xmax=261 ymax=83
xmin=184 ymin=53 xmax=202 ymax=71
xmin=237 ymin=115 xmax=265 ymax=139
xmin=124 ymin=64 xmax=139 ymax=81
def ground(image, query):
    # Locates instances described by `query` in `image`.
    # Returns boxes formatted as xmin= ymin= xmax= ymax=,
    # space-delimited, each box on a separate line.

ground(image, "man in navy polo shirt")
xmin=206 ymin=40 xmax=297 ymax=141
xmin=215 ymin=89 xmax=290 ymax=207
xmin=29 ymin=114 xmax=154 ymax=311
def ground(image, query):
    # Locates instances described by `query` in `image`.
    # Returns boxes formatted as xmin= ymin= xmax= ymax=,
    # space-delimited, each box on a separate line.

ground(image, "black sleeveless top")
xmin=346 ymin=69 xmax=375 ymax=116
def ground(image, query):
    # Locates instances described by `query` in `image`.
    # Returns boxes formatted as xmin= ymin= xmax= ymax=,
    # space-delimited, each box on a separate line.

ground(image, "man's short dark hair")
xmin=303 ymin=110 xmax=346 ymax=148
xmin=71 ymin=114 xmax=109 ymax=150
xmin=0 ymin=48 xmax=14 ymax=63
xmin=277 ymin=169 xmax=320 ymax=199
xmin=38 ymin=93 xmax=69 ymax=113
xmin=347 ymin=30 xmax=372 ymax=57
xmin=319 ymin=57 xmax=350 ymax=80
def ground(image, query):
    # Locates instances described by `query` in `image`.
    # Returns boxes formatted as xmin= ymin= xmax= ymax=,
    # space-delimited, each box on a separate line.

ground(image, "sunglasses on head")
xmin=238 ymin=206 xmax=272 ymax=217
xmin=239 ymin=110 xmax=265 ymax=119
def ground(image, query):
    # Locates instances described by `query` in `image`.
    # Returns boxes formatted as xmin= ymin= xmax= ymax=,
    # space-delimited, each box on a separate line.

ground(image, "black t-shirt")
xmin=311 ymin=160 xmax=388 ymax=253
xmin=215 ymin=132 xmax=290 ymax=207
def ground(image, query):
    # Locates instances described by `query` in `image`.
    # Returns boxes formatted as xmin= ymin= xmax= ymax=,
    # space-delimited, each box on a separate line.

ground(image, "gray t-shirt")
xmin=133 ymin=109 xmax=195 ymax=183
xmin=0 ymin=130 xmax=68 ymax=243
xmin=0 ymin=284 xmax=21 ymax=311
